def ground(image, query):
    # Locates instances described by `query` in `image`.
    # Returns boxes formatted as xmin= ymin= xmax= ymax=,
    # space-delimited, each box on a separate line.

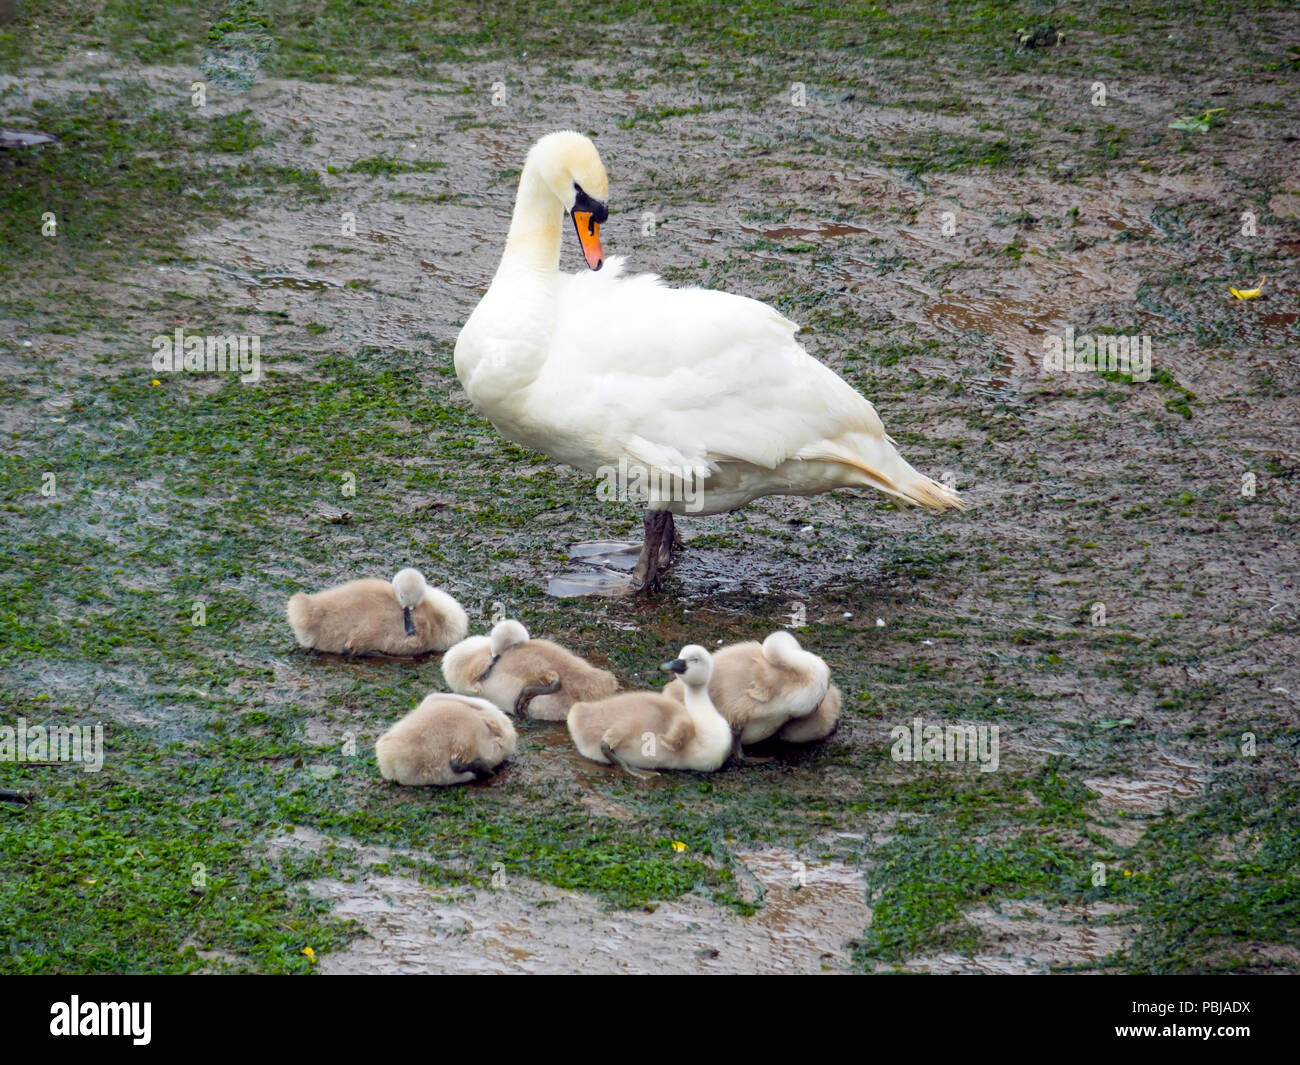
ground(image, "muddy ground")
xmin=1 ymin=2 xmax=1297 ymax=974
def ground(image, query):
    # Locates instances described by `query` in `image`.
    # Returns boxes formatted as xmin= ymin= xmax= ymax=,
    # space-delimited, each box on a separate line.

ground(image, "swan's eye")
xmin=572 ymin=186 xmax=609 ymax=225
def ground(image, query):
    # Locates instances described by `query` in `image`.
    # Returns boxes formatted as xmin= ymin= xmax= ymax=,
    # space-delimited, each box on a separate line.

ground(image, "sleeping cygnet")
xmin=442 ymin=619 xmax=618 ymax=719
xmin=375 ymin=693 xmax=517 ymax=786
xmin=286 ymin=568 xmax=468 ymax=656
xmin=567 ymin=645 xmax=731 ymax=778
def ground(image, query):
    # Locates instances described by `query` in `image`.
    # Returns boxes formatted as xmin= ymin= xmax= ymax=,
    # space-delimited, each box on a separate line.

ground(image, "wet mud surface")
xmin=270 ymin=826 xmax=872 ymax=974
xmin=2 ymin=5 xmax=1297 ymax=973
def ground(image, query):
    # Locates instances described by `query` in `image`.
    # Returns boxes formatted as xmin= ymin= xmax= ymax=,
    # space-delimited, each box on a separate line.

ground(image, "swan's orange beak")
xmin=572 ymin=210 xmax=603 ymax=271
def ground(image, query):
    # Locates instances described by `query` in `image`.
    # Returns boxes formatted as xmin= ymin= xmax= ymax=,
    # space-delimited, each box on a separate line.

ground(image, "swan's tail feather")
xmin=809 ymin=438 xmax=967 ymax=512
xmin=902 ymin=474 xmax=967 ymax=512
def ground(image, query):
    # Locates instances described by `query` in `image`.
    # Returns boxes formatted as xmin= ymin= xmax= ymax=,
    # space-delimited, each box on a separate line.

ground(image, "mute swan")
xmin=286 ymin=568 xmax=468 ymax=656
xmin=442 ymin=619 xmax=619 ymax=719
xmin=454 ymin=130 xmax=965 ymax=593
xmin=376 ymin=693 xmax=517 ymax=786
xmin=567 ymin=645 xmax=732 ymax=777
xmin=662 ymin=630 xmax=830 ymax=759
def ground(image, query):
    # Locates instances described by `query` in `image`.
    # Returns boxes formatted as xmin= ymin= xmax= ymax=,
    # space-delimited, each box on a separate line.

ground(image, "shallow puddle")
xmin=547 ymin=571 xmax=639 ymax=597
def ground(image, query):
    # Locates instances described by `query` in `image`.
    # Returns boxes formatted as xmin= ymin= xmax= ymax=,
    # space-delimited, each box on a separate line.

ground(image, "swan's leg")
xmin=657 ymin=513 xmax=675 ymax=568
xmin=514 ymin=677 xmax=561 ymax=717
xmin=600 ymin=740 xmax=657 ymax=780
xmin=728 ymin=726 xmax=773 ymax=764
xmin=729 ymin=727 xmax=745 ymax=765
xmin=632 ymin=510 xmax=673 ymax=593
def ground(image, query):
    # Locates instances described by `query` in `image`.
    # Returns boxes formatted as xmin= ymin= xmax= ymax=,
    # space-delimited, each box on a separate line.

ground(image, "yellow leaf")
xmin=1229 ymin=276 xmax=1265 ymax=299
xmin=302 ymin=946 xmax=316 ymax=963
xmin=150 ymin=379 xmax=161 ymax=386
xmin=670 ymin=841 xmax=687 ymax=853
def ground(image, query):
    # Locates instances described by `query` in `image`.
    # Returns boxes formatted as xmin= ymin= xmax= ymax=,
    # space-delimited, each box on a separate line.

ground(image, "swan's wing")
xmin=534 ymin=258 xmax=887 ymax=474
xmin=658 ymin=712 xmax=695 ymax=752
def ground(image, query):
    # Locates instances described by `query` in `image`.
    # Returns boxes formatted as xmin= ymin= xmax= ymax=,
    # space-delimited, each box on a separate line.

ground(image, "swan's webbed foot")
xmin=729 ymin=728 xmax=745 ymax=766
xmin=0 ymin=789 xmax=31 ymax=806
xmin=514 ymin=677 xmax=562 ymax=717
xmin=450 ymin=757 xmax=498 ymax=780
xmin=600 ymin=740 xmax=657 ymax=780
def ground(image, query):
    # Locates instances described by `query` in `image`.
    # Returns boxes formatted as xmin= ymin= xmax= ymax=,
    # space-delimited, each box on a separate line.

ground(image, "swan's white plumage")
xmin=455 ymin=131 xmax=964 ymax=516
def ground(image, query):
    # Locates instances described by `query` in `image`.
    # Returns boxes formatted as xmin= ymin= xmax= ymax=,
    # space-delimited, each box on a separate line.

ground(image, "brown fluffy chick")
xmin=441 ymin=619 xmax=618 ymax=720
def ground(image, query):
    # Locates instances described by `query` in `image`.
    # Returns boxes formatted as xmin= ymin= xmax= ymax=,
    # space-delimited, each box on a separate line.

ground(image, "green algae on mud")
xmin=2 ymin=0 xmax=1299 ymax=973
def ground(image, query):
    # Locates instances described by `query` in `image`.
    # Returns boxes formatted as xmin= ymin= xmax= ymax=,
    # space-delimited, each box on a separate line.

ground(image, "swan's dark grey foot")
xmin=600 ymin=740 xmax=657 ymax=780
xmin=0 ymin=789 xmax=31 ymax=806
xmin=514 ymin=677 xmax=562 ymax=717
xmin=632 ymin=511 xmax=676 ymax=595
xmin=450 ymin=757 xmax=498 ymax=780
xmin=729 ymin=728 xmax=772 ymax=764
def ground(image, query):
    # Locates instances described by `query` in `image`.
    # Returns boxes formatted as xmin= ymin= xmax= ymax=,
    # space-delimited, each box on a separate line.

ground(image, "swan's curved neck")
xmin=682 ymin=682 xmax=722 ymax=725
xmin=497 ymin=165 xmax=562 ymax=281
xmin=765 ymin=637 xmax=806 ymax=670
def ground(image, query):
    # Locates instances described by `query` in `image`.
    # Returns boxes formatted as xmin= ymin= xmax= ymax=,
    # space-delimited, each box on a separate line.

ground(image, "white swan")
xmin=455 ymin=130 xmax=964 ymax=592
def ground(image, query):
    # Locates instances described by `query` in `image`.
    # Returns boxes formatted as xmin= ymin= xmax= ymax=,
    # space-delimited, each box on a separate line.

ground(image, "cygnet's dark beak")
xmin=403 ymin=606 xmax=417 ymax=637
xmin=661 ymin=658 xmax=687 ymax=674
xmin=475 ymin=654 xmax=501 ymax=684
